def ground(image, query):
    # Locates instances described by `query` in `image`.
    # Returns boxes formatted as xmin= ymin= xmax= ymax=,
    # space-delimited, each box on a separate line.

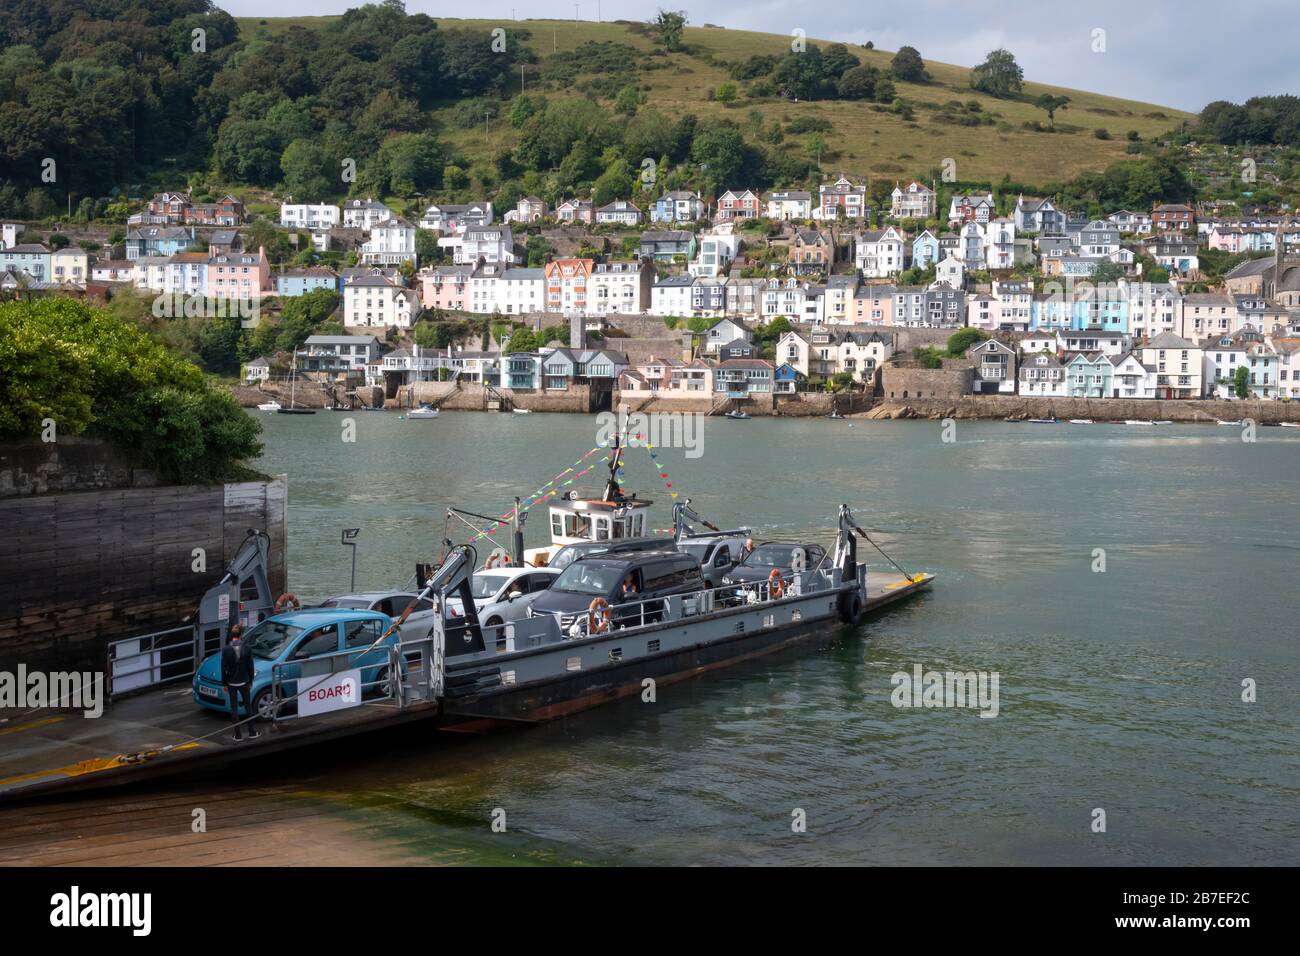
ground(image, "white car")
xmin=315 ymin=591 xmax=437 ymax=640
xmin=446 ymin=567 xmax=561 ymax=627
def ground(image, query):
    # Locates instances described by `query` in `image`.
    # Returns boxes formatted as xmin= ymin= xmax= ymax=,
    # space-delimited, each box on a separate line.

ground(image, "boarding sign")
xmin=299 ymin=668 xmax=363 ymax=717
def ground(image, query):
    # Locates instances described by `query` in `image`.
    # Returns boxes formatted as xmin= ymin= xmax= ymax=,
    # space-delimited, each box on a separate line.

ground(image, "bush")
xmin=786 ymin=116 xmax=834 ymax=135
xmin=945 ymin=327 xmax=988 ymax=356
xmin=914 ymin=346 xmax=944 ymax=369
xmin=0 ymin=298 xmax=263 ymax=483
xmin=1094 ymin=128 xmax=1112 ymax=140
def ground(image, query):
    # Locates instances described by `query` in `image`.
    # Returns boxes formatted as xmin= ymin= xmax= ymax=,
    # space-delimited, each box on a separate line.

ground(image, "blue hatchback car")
xmin=192 ymin=609 xmax=401 ymax=721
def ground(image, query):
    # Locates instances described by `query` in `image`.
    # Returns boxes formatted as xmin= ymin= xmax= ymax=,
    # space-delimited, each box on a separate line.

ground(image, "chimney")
xmin=681 ymin=329 xmax=694 ymax=363
xmin=569 ymin=312 xmax=584 ymax=349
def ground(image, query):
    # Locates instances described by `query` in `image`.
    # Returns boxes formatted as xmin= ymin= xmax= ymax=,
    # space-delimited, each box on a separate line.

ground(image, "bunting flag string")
xmin=640 ymin=439 xmax=680 ymax=502
xmin=463 ymin=444 xmax=612 ymax=546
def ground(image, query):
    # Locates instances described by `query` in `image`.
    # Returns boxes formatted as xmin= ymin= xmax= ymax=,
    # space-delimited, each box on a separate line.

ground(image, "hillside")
xmin=236 ymin=15 xmax=1193 ymax=187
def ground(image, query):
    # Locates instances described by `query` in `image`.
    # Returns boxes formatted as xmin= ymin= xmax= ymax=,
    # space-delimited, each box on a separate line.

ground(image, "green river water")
xmin=233 ymin=410 xmax=1298 ymax=865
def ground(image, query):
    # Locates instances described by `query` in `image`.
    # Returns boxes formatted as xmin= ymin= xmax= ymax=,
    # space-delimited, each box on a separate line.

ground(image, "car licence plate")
xmin=198 ymin=684 xmax=222 ymax=700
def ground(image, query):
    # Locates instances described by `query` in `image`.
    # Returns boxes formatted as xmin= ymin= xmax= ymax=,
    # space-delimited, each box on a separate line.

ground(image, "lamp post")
xmin=341 ymin=528 xmax=360 ymax=591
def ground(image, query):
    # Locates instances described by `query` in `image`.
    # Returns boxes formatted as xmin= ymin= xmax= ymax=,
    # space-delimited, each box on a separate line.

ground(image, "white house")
xmin=1125 ymin=280 xmax=1181 ymax=339
xmin=453 ymin=225 xmax=516 ymax=267
xmin=594 ymin=200 xmax=642 ymax=226
xmin=1018 ymin=351 xmax=1069 ymax=397
xmin=164 ymin=252 xmax=208 ymax=295
xmin=839 ymin=330 xmax=893 ymax=384
xmin=360 ymin=217 xmax=418 ymax=267
xmin=1108 ymin=352 xmax=1155 ymax=399
xmin=690 ymin=224 xmax=741 ymax=278
xmin=590 ymin=260 xmax=652 ymax=315
xmin=934 ymin=252 xmax=965 ymax=288
xmin=982 ymin=219 xmax=1017 ymax=271
xmin=702 ymin=317 xmax=753 ymax=356
xmin=766 ymin=190 xmax=812 ymax=221
xmin=280 ymin=203 xmax=340 ymax=230
xmin=1203 ymin=333 xmax=1278 ymax=399
xmin=1109 ymin=210 xmax=1152 ymax=234
xmin=650 ymin=275 xmax=695 ymax=317
xmin=653 ymin=191 xmax=705 ymax=223
xmin=51 ymin=248 xmax=89 ymax=285
xmin=1140 ymin=331 xmax=1203 ymax=399
xmin=341 ymin=198 xmax=394 ymax=230
xmin=345 ymin=271 xmax=418 ymax=328
xmin=420 ymin=202 xmax=493 ymax=234
xmin=854 ymin=227 xmax=907 ymax=278
xmin=890 ymin=181 xmax=936 ymax=219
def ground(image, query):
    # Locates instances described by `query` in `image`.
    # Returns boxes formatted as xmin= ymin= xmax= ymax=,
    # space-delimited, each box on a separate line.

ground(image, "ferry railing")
xmin=107 ymin=625 xmax=200 ymax=699
xmin=267 ymin=642 xmax=409 ymax=721
xmin=552 ymin=568 xmax=843 ymax=641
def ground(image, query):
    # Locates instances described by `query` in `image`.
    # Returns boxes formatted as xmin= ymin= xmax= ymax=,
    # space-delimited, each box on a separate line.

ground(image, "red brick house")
xmin=186 ymin=194 xmax=245 ymax=226
xmin=715 ymin=189 xmax=761 ymax=222
xmin=1152 ymin=203 xmax=1195 ymax=233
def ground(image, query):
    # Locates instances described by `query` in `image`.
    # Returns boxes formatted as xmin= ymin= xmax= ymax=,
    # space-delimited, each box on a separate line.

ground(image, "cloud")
xmin=218 ymin=0 xmax=1300 ymax=112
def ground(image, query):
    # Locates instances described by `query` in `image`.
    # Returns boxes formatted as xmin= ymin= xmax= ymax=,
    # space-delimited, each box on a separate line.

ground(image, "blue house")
xmin=774 ymin=362 xmax=806 ymax=393
xmin=651 ymin=191 xmax=705 ymax=223
xmin=125 ymin=226 xmax=195 ymax=260
xmin=1033 ymin=289 xmax=1129 ymax=333
xmin=1065 ymin=352 xmax=1112 ymax=397
xmin=276 ymin=267 xmax=340 ymax=297
xmin=911 ymin=230 xmax=941 ymax=269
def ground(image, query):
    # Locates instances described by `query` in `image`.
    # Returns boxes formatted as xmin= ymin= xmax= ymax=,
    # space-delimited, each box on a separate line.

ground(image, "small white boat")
xmin=1124 ymin=419 xmax=1155 ymax=425
xmin=256 ymin=401 xmax=281 ymax=412
xmin=1216 ymin=419 xmax=1242 ymax=426
xmin=407 ymin=404 xmax=440 ymax=419
xmin=724 ymin=410 xmax=751 ymax=420
xmin=1068 ymin=419 xmax=1093 ymax=425
xmin=1153 ymin=420 xmax=1173 ymax=425
xmin=1027 ymin=417 xmax=1058 ymax=424
xmin=512 ymin=408 xmax=533 ymax=414
xmin=1280 ymin=421 xmax=1300 ymax=429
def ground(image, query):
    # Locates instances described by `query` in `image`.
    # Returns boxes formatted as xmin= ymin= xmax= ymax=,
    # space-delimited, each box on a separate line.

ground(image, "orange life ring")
xmin=274 ymin=592 xmax=301 ymax=613
xmin=767 ymin=569 xmax=785 ymax=599
xmin=587 ymin=597 xmax=611 ymax=634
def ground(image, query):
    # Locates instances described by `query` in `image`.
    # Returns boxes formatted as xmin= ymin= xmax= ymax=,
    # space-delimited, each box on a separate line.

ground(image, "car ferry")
xmin=397 ymin=441 xmax=935 ymax=727
xmin=0 ymin=440 xmax=934 ymax=801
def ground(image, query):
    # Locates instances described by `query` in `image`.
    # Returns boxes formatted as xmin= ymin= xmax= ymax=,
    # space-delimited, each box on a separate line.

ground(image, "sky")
xmin=219 ymin=1 xmax=1299 ymax=113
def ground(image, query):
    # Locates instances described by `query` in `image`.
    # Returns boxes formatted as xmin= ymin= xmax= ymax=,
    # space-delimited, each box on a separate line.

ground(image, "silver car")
xmin=445 ymin=567 xmax=561 ymax=627
xmin=677 ymin=535 xmax=751 ymax=588
xmin=315 ymin=591 xmax=437 ymax=640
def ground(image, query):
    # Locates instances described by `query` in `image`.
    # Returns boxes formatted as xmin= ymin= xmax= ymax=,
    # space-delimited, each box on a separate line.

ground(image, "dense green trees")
xmin=0 ymin=297 xmax=262 ymax=483
xmin=890 ymin=46 xmax=926 ymax=83
xmin=970 ymin=49 xmax=1023 ymax=98
xmin=0 ymin=1 xmax=530 ymax=215
xmin=1198 ymin=96 xmax=1300 ymax=146
xmin=654 ymin=11 xmax=687 ymax=53
xmin=1056 ymin=155 xmax=1192 ymax=212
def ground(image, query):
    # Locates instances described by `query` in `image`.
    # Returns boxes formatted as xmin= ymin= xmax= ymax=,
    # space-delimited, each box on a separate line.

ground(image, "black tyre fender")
xmin=838 ymin=591 xmax=862 ymax=625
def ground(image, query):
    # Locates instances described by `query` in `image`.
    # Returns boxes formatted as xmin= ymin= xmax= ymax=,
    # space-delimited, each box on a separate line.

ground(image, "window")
xmin=293 ymin=627 xmax=340 ymax=659
xmin=344 ymin=619 xmax=383 ymax=649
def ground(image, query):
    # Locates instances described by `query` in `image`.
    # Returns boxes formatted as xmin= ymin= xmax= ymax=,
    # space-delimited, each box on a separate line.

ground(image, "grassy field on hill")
xmin=236 ymin=16 xmax=1192 ymax=188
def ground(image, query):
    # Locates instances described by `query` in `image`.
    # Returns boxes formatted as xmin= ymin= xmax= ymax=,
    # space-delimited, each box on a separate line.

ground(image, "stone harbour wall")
xmin=860 ymin=396 xmax=1300 ymax=422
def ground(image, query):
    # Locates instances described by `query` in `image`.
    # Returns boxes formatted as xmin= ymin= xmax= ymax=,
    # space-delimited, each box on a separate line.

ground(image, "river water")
xmin=223 ymin=411 xmax=1299 ymax=865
